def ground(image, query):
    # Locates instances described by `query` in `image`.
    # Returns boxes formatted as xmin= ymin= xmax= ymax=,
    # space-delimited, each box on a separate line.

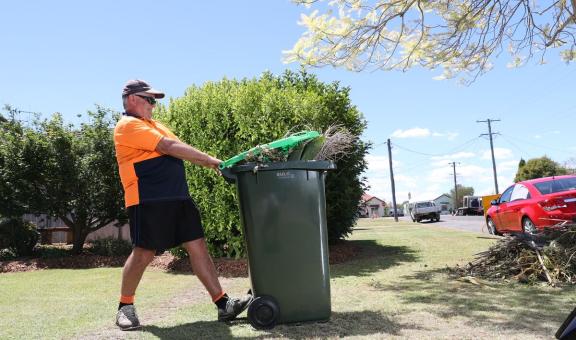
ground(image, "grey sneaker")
xmin=116 ymin=305 xmax=141 ymax=330
xmin=218 ymin=295 xmax=253 ymax=322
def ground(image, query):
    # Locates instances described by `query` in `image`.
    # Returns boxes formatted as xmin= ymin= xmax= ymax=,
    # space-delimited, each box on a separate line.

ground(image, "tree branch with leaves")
xmin=285 ymin=0 xmax=576 ymax=83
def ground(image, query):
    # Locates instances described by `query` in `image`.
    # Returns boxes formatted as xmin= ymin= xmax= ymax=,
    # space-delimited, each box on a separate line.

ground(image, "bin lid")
xmin=219 ymin=131 xmax=320 ymax=169
xmin=230 ymin=160 xmax=336 ymax=173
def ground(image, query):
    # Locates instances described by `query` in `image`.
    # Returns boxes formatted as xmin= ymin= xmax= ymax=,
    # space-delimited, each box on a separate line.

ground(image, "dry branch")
xmin=450 ymin=224 xmax=576 ymax=285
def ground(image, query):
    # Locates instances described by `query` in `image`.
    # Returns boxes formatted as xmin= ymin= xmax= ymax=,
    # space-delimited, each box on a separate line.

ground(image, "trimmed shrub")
xmin=158 ymin=70 xmax=369 ymax=258
xmin=34 ymin=245 xmax=73 ymax=259
xmin=89 ymin=238 xmax=132 ymax=256
xmin=0 ymin=218 xmax=39 ymax=256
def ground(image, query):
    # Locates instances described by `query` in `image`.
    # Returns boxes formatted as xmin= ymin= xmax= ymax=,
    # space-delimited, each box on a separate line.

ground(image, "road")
xmin=397 ymin=214 xmax=489 ymax=234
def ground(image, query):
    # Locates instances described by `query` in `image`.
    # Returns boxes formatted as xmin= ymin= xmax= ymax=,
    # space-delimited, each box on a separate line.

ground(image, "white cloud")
xmin=458 ymin=164 xmax=494 ymax=181
xmin=482 ymin=147 xmax=513 ymax=160
xmin=365 ymin=154 xmax=404 ymax=174
xmin=365 ymin=155 xmax=389 ymax=173
xmin=391 ymin=127 xmax=431 ymax=138
xmin=365 ymin=173 xmax=417 ymax=203
xmin=429 ymin=152 xmax=476 ymax=167
xmin=498 ymin=174 xmax=515 ymax=190
xmin=365 ymin=176 xmax=390 ymax=201
xmin=366 ymin=157 xmax=401 ymax=173
xmin=365 ymin=152 xmax=518 ymax=207
xmin=432 ymin=131 xmax=460 ymax=140
xmin=395 ymin=174 xmax=418 ymax=188
xmin=475 ymin=186 xmax=496 ymax=196
xmin=498 ymin=160 xmax=520 ymax=172
xmin=431 ymin=152 xmax=476 ymax=161
xmin=391 ymin=127 xmax=459 ymax=140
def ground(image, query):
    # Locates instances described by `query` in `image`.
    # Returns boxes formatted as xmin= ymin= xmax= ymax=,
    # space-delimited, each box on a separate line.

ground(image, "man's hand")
xmin=203 ymin=155 xmax=222 ymax=175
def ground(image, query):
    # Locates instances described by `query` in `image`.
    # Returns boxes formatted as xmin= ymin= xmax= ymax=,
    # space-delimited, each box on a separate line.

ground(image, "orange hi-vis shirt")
xmin=114 ymin=113 xmax=190 ymax=207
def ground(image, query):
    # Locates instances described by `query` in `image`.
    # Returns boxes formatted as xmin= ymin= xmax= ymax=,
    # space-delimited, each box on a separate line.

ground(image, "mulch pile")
xmin=0 ymin=241 xmax=360 ymax=277
xmin=450 ymin=224 xmax=576 ymax=285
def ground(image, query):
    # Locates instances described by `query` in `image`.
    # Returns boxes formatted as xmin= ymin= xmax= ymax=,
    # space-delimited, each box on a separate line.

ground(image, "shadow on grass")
xmin=143 ymin=310 xmax=409 ymax=340
xmin=330 ymin=240 xmax=418 ymax=278
xmin=372 ymin=267 xmax=574 ymax=335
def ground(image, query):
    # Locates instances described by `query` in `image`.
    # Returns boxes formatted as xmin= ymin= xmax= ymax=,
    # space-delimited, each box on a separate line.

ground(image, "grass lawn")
xmin=1 ymin=218 xmax=574 ymax=339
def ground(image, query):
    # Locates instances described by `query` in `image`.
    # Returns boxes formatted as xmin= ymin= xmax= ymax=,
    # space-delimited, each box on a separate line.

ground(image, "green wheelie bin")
xmin=222 ymin=160 xmax=335 ymax=329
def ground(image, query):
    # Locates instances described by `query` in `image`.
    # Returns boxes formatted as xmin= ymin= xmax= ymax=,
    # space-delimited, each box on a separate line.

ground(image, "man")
xmin=113 ymin=79 xmax=251 ymax=330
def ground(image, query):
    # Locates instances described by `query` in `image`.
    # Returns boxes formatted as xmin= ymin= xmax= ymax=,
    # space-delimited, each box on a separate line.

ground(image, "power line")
xmin=498 ymin=134 xmax=530 ymax=157
xmin=500 ymin=133 xmax=575 ymax=155
xmin=391 ymin=137 xmax=483 ymax=174
xmin=389 ymin=136 xmax=482 ymax=158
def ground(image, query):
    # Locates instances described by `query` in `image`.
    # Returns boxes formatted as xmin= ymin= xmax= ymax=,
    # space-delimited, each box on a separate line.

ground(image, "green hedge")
xmin=89 ymin=238 xmax=133 ymax=257
xmin=159 ymin=70 xmax=369 ymax=258
xmin=0 ymin=218 xmax=39 ymax=256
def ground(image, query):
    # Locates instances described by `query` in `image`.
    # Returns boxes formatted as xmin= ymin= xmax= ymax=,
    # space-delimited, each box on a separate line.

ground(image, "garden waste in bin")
xmin=222 ymin=160 xmax=335 ymax=329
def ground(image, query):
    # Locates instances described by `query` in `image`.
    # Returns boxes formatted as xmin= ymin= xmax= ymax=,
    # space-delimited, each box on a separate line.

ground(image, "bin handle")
xmin=220 ymin=167 xmax=237 ymax=184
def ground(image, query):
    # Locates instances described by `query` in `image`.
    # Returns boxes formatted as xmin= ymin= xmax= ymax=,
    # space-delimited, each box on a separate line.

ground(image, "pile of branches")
xmin=244 ymin=125 xmax=355 ymax=163
xmin=314 ymin=125 xmax=355 ymax=161
xmin=450 ymin=224 xmax=576 ymax=285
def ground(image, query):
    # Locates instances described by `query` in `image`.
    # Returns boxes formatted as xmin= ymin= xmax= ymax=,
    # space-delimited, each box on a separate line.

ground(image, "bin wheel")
xmin=248 ymin=295 xmax=279 ymax=330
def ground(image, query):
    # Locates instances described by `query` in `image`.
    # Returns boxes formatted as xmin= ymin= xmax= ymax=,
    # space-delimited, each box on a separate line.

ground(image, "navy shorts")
xmin=128 ymin=199 xmax=205 ymax=253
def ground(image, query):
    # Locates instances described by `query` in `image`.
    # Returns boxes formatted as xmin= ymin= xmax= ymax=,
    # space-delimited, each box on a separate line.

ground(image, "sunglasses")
xmin=135 ymin=95 xmax=157 ymax=105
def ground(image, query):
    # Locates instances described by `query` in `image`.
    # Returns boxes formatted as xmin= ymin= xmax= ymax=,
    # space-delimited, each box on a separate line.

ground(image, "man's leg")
xmin=116 ymin=247 xmax=156 ymax=330
xmin=121 ymin=247 xmax=156 ymax=296
xmin=182 ymin=238 xmax=222 ymax=297
xmin=182 ymin=238 xmax=252 ymax=321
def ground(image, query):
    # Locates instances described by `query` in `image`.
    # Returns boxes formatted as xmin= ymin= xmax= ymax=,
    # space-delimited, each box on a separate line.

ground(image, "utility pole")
xmin=449 ymin=162 xmax=459 ymax=212
xmin=477 ymin=119 xmax=500 ymax=194
xmin=387 ymin=139 xmax=398 ymax=222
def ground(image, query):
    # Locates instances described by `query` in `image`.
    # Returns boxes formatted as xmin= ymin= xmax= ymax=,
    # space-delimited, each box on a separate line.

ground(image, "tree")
xmin=0 ymin=107 xmax=127 ymax=254
xmin=563 ymin=157 xmax=576 ymax=174
xmin=0 ymin=115 xmax=42 ymax=255
xmin=514 ymin=156 xmax=568 ymax=181
xmin=448 ymin=184 xmax=474 ymax=208
xmin=286 ymin=0 xmax=576 ymax=82
xmin=159 ymin=70 xmax=369 ymax=257
xmin=518 ymin=158 xmax=526 ymax=169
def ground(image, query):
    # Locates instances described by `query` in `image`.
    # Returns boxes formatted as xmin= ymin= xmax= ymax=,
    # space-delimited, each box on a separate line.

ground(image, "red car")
xmin=486 ymin=175 xmax=576 ymax=235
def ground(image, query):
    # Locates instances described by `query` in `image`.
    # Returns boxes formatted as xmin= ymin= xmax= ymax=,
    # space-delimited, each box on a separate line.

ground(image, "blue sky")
xmin=2 ymin=1 xmax=575 ymax=204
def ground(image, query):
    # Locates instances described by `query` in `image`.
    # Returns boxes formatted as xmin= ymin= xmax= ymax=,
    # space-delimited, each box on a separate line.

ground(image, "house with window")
xmin=432 ymin=194 xmax=453 ymax=214
xmin=24 ymin=214 xmax=130 ymax=244
xmin=359 ymin=194 xmax=386 ymax=218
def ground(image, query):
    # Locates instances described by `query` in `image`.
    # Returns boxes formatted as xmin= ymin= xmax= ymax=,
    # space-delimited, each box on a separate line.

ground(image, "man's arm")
xmin=156 ymin=137 xmax=221 ymax=170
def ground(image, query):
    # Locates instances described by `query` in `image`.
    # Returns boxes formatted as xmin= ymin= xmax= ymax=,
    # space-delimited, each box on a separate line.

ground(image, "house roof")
xmin=433 ymin=193 xmax=451 ymax=201
xmin=362 ymin=193 xmax=386 ymax=204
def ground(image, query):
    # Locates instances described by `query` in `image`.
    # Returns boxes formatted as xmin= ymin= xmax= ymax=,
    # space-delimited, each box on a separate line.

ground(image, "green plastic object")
xmin=300 ymin=136 xmax=325 ymax=161
xmin=226 ymin=161 xmax=336 ymax=327
xmin=219 ymin=131 xmax=320 ymax=169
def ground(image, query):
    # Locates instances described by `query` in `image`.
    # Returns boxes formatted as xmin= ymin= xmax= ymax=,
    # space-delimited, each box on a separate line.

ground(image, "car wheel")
xmin=486 ymin=217 xmax=500 ymax=235
xmin=522 ymin=217 xmax=537 ymax=235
